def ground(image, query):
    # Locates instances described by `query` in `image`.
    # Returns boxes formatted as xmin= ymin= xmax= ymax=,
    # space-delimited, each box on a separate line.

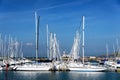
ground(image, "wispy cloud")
xmin=37 ymin=0 xmax=92 ymax=11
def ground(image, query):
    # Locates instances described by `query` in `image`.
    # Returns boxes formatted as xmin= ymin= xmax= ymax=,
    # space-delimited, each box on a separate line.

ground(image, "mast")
xmin=49 ymin=33 xmax=53 ymax=60
xmin=53 ymin=33 xmax=57 ymax=60
xmin=106 ymin=44 xmax=108 ymax=60
xmin=116 ymin=38 xmax=120 ymax=58
xmin=15 ymin=38 xmax=18 ymax=59
xmin=20 ymin=42 xmax=23 ymax=58
xmin=4 ymin=35 xmax=7 ymax=59
xmin=113 ymin=44 xmax=116 ymax=58
xmin=46 ymin=24 xmax=49 ymax=59
xmin=0 ymin=34 xmax=3 ymax=59
xmin=35 ymin=11 xmax=40 ymax=61
xmin=82 ymin=16 xmax=85 ymax=65
xmin=116 ymin=39 xmax=119 ymax=50
xmin=57 ymin=41 xmax=61 ymax=61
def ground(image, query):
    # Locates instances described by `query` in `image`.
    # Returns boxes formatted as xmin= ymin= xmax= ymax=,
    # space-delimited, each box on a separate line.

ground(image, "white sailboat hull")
xmin=14 ymin=63 xmax=52 ymax=71
xmin=69 ymin=67 xmax=106 ymax=72
xmin=68 ymin=62 xmax=107 ymax=72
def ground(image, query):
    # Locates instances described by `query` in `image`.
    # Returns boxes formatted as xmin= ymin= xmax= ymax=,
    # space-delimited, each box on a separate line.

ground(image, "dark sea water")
xmin=0 ymin=71 xmax=120 ymax=80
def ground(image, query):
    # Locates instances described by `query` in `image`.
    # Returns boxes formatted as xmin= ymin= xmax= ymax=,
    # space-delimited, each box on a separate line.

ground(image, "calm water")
xmin=0 ymin=71 xmax=120 ymax=80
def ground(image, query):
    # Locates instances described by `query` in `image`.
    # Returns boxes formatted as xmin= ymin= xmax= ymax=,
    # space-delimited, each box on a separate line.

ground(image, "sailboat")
xmin=104 ymin=39 xmax=120 ymax=72
xmin=68 ymin=16 xmax=107 ymax=72
xmin=113 ymin=39 xmax=120 ymax=72
xmin=104 ymin=44 xmax=117 ymax=71
xmin=13 ymin=11 xmax=53 ymax=71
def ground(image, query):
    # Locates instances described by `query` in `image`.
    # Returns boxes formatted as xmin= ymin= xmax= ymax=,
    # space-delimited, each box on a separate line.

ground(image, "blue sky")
xmin=0 ymin=0 xmax=120 ymax=57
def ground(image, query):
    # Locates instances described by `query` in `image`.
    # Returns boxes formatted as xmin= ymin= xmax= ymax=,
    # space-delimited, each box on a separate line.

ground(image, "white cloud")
xmin=25 ymin=42 xmax=33 ymax=46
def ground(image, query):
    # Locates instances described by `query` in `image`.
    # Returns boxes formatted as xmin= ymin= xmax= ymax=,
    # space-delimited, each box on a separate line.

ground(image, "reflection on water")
xmin=0 ymin=71 xmax=120 ymax=80
xmin=5 ymin=71 xmax=8 ymax=80
xmin=68 ymin=72 xmax=105 ymax=80
xmin=13 ymin=71 xmax=53 ymax=80
xmin=68 ymin=72 xmax=120 ymax=80
xmin=14 ymin=71 xmax=63 ymax=80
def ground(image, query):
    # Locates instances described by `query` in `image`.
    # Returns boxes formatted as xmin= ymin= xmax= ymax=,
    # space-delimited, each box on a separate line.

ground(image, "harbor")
xmin=0 ymin=13 xmax=120 ymax=72
xmin=1 ymin=0 xmax=120 ymax=80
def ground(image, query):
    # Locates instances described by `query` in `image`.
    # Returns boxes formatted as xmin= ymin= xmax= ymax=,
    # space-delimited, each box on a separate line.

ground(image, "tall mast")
xmin=82 ymin=16 xmax=85 ymax=65
xmin=35 ymin=11 xmax=40 ymax=61
xmin=46 ymin=24 xmax=49 ymax=59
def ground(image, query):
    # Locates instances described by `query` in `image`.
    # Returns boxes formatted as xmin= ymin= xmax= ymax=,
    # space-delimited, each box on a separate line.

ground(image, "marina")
xmin=0 ymin=0 xmax=120 ymax=80
xmin=0 ymin=14 xmax=119 ymax=72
